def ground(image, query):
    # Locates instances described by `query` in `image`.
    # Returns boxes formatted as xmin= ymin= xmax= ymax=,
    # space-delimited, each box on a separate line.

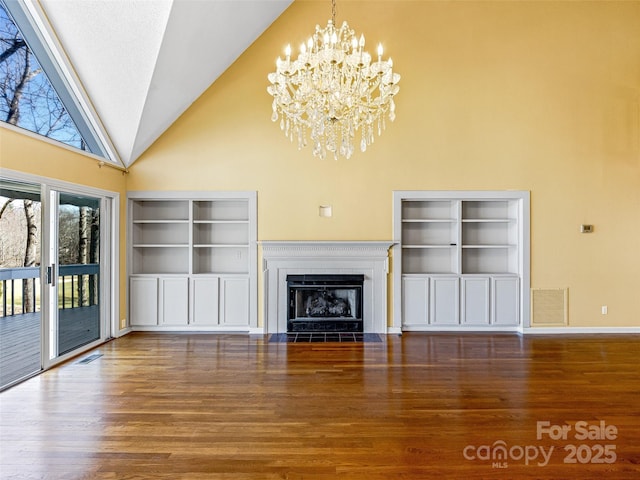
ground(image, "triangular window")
xmin=1 ymin=1 xmax=112 ymax=161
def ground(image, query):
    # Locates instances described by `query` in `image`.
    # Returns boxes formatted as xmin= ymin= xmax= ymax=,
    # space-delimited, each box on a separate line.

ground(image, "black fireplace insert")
xmin=287 ymin=274 xmax=364 ymax=332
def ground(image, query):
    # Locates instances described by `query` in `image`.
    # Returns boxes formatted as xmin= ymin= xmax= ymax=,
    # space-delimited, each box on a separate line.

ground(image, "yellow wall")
xmin=0 ymin=126 xmax=128 ymax=327
xmin=128 ymin=0 xmax=640 ymax=328
xmin=3 ymin=1 xmax=639 ymax=329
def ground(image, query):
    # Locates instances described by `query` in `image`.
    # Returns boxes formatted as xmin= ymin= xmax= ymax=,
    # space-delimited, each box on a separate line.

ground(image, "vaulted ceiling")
xmin=33 ymin=0 xmax=293 ymax=168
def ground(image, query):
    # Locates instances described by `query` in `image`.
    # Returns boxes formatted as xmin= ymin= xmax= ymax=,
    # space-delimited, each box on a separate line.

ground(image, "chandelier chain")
xmin=331 ymin=0 xmax=336 ymax=24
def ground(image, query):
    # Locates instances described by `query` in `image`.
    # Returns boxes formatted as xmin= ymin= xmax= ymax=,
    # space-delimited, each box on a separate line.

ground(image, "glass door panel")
xmin=54 ymin=193 xmax=101 ymax=356
xmin=0 ymin=179 xmax=42 ymax=389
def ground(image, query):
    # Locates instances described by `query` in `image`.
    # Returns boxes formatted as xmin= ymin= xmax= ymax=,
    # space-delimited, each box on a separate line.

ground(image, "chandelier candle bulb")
xmin=267 ymin=0 xmax=400 ymax=160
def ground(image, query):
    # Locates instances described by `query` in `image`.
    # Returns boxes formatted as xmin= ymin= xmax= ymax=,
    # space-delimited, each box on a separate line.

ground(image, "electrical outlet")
xmin=601 ymin=305 xmax=608 ymax=315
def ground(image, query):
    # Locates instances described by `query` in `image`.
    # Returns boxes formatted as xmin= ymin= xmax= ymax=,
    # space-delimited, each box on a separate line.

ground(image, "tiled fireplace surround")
xmin=261 ymin=242 xmax=394 ymax=334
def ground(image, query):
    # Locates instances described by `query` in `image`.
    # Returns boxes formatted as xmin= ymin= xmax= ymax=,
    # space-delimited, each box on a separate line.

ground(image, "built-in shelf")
xmin=128 ymin=192 xmax=257 ymax=330
xmin=393 ymin=191 xmax=530 ymax=330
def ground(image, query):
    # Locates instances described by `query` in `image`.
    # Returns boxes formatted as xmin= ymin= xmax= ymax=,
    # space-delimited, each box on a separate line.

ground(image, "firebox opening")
xmin=287 ymin=274 xmax=364 ymax=333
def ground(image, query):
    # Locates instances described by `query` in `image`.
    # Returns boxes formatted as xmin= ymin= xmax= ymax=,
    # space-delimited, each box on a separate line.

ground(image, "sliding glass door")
xmin=1 ymin=173 xmax=115 ymax=389
xmin=48 ymin=191 xmax=102 ymax=357
xmin=0 ymin=180 xmax=42 ymax=388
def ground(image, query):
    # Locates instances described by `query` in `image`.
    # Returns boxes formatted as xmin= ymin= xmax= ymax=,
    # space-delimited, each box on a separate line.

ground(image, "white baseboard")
xmin=522 ymin=327 xmax=640 ymax=334
xmin=129 ymin=326 xmax=253 ymax=333
xmin=401 ymin=325 xmax=521 ymax=333
xmin=115 ymin=326 xmax=132 ymax=337
xmin=117 ymin=325 xmax=640 ymax=336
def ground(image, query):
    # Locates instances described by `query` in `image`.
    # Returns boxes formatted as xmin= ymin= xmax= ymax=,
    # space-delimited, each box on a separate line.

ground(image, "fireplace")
xmin=287 ymin=274 xmax=364 ymax=332
xmin=261 ymin=241 xmax=394 ymax=333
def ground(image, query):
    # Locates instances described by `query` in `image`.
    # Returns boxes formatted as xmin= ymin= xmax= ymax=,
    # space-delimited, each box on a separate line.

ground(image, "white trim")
xmin=131 ymin=326 xmax=253 ymax=333
xmin=0 ymin=167 xmax=120 ymax=366
xmin=261 ymin=241 xmax=394 ymax=334
xmin=0 ymin=122 xmax=119 ymax=167
xmin=116 ymin=326 xmax=133 ymax=337
xmin=402 ymin=325 xmax=521 ymax=333
xmin=127 ymin=190 xmax=256 ymax=200
xmin=109 ymin=195 xmax=122 ymax=337
xmin=1 ymin=168 xmax=120 ymax=200
xmin=522 ymin=327 xmax=640 ymax=334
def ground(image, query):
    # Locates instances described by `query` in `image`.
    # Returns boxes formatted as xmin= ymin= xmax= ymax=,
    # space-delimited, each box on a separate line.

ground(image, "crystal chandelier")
xmin=267 ymin=0 xmax=400 ymax=160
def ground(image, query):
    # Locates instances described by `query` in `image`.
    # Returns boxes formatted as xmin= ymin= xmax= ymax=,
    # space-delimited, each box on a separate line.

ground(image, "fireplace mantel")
xmin=261 ymin=241 xmax=394 ymax=334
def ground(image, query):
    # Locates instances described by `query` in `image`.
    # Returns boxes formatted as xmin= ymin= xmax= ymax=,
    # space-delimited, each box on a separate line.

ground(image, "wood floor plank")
xmin=0 ymin=332 xmax=639 ymax=479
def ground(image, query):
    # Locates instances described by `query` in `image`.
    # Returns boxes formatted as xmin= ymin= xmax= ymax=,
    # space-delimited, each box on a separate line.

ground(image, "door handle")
xmin=47 ymin=264 xmax=56 ymax=286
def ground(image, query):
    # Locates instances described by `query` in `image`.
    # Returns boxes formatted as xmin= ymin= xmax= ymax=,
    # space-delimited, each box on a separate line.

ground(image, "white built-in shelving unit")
xmin=393 ymin=191 xmax=530 ymax=330
xmin=128 ymin=191 xmax=257 ymax=331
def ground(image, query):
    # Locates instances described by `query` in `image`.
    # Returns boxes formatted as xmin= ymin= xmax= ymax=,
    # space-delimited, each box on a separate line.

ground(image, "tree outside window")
xmin=0 ymin=3 xmax=87 ymax=150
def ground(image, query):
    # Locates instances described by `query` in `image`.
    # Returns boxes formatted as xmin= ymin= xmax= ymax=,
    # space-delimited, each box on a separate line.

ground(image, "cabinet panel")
xmin=160 ymin=277 xmax=189 ymax=326
xmin=220 ymin=277 xmax=249 ymax=326
xmin=191 ymin=277 xmax=220 ymax=326
xmin=429 ymin=277 xmax=459 ymax=325
xmin=461 ymin=277 xmax=490 ymax=325
xmin=129 ymin=277 xmax=158 ymax=326
xmin=402 ymin=277 xmax=429 ymax=326
xmin=492 ymin=277 xmax=519 ymax=325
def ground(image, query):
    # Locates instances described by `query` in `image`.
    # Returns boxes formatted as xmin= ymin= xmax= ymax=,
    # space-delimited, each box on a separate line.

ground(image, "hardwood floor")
xmin=1 ymin=306 xmax=100 ymax=388
xmin=1 ymin=332 xmax=639 ymax=479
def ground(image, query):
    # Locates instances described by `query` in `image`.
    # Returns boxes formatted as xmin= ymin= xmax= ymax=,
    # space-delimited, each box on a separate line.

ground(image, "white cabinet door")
xmin=492 ymin=277 xmax=519 ymax=325
xmin=160 ymin=277 xmax=189 ymax=326
xmin=129 ymin=277 xmax=158 ymax=326
xmin=220 ymin=277 xmax=249 ymax=326
xmin=430 ymin=277 xmax=460 ymax=325
xmin=402 ymin=277 xmax=429 ymax=327
xmin=461 ymin=277 xmax=490 ymax=325
xmin=191 ymin=277 xmax=219 ymax=326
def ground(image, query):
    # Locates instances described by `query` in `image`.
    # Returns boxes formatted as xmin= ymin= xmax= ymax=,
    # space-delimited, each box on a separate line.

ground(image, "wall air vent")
xmin=531 ymin=288 xmax=568 ymax=326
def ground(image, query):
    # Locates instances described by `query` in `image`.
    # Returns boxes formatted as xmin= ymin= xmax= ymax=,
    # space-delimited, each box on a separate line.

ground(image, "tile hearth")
xmin=269 ymin=333 xmax=383 ymax=343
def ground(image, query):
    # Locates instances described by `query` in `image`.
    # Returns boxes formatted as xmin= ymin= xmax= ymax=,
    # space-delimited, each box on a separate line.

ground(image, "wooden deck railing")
xmin=0 ymin=267 xmax=39 ymax=317
xmin=0 ymin=264 xmax=99 ymax=317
